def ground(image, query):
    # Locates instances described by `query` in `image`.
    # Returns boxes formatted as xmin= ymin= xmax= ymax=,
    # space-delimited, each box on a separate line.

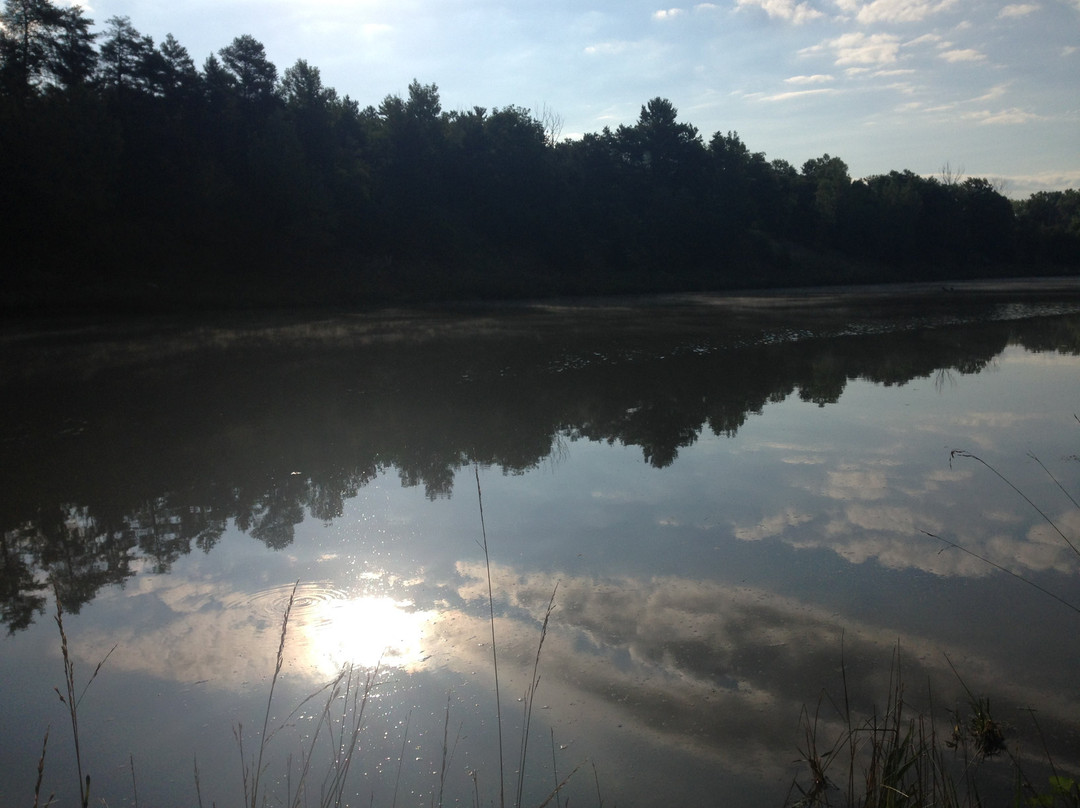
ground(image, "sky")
xmin=67 ymin=0 xmax=1079 ymax=197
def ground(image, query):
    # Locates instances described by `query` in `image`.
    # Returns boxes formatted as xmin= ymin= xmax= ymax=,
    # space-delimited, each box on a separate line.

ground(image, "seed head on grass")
xmin=53 ymin=589 xmax=115 ymax=808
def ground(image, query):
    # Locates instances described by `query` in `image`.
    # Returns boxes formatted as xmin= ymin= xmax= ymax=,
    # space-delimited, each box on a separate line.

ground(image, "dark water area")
xmin=2 ymin=280 xmax=1079 ymax=806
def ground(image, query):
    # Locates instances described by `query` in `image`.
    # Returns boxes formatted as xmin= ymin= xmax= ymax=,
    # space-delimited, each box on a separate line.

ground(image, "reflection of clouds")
xmin=68 ymin=556 xmax=1080 ymax=798
xmin=735 ymin=508 xmax=813 ymax=540
xmin=81 ymin=574 xmax=438 ymax=688
xmin=824 ymin=467 xmax=889 ymax=500
xmin=951 ymin=411 xmax=1044 ymax=430
xmin=750 ymin=492 xmax=1080 ymax=577
xmin=741 ymin=436 xmax=1080 ymax=579
xmin=450 ymin=562 xmax=1080 ymax=779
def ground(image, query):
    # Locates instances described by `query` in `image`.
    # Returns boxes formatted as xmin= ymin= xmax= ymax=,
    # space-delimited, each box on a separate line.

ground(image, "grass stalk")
xmin=436 ymin=693 xmax=461 ymax=808
xmin=549 ymin=730 xmax=560 ymax=808
xmin=475 ymin=465 xmax=506 ymax=808
xmin=392 ymin=710 xmax=412 ymax=808
xmin=950 ymin=449 xmax=1080 ymax=559
xmin=241 ymin=578 xmax=299 ymax=808
xmin=920 ymin=530 xmax=1080 ymax=615
xmin=130 ymin=754 xmax=139 ymax=808
xmin=33 ymin=729 xmax=54 ymax=808
xmin=52 ymin=589 xmax=115 ymax=808
xmin=194 ymin=754 xmax=204 ymax=808
xmin=515 ymin=583 xmax=559 ymax=808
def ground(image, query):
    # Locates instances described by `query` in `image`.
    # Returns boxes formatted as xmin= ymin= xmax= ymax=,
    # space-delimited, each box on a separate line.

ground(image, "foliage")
xmin=0 ymin=0 xmax=1077 ymax=311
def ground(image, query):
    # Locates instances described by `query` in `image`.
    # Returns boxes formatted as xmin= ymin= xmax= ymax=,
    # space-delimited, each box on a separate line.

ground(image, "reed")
xmin=790 ymin=440 xmax=1080 ymax=807
xmin=515 ymin=583 xmax=559 ymax=808
xmin=51 ymin=589 xmax=116 ymax=808
xmin=475 ymin=464 xmax=507 ymax=808
xmin=787 ymin=644 xmax=1001 ymax=808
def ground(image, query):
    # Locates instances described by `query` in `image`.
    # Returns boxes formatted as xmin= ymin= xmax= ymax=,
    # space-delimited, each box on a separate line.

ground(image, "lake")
xmin=2 ymin=280 xmax=1079 ymax=807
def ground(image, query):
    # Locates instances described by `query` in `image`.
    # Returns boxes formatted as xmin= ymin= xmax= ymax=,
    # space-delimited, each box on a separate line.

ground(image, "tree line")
xmin=2 ymin=0 xmax=1078 ymax=311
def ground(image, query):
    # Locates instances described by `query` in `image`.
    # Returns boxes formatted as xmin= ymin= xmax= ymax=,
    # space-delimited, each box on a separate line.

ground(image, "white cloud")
xmin=941 ymin=48 xmax=987 ymax=61
xmin=805 ymin=32 xmax=903 ymax=65
xmin=736 ymin=0 xmax=826 ymax=23
xmin=785 ymin=73 xmax=836 ymax=83
xmin=970 ymin=83 xmax=1010 ymax=102
xmin=997 ymin=2 xmax=1040 ymax=16
xmin=905 ymin=32 xmax=944 ymax=47
xmin=1004 ymin=169 xmax=1080 ymax=195
xmin=963 ymin=107 xmax=1044 ymax=124
xmin=653 ymin=7 xmax=685 ymax=19
xmin=584 ymin=41 xmax=632 ymax=56
xmin=734 ymin=508 xmax=814 ymax=539
xmin=842 ymin=0 xmax=959 ymax=23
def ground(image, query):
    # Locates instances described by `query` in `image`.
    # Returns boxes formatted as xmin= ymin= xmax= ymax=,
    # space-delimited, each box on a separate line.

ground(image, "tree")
xmin=280 ymin=58 xmax=336 ymax=111
xmin=157 ymin=33 xmax=199 ymax=101
xmin=956 ymin=177 xmax=1015 ymax=261
xmin=218 ymin=34 xmax=277 ymax=104
xmin=615 ymin=97 xmax=703 ymax=180
xmin=800 ymin=154 xmax=851 ymax=245
xmin=97 ymin=15 xmax=155 ymax=98
xmin=46 ymin=5 xmax=96 ymax=90
xmin=0 ymin=0 xmax=64 ymax=97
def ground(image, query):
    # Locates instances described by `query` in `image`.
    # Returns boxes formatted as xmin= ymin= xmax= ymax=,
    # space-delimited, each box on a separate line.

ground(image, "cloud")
xmin=735 ymin=0 xmax=826 ymax=23
xmin=584 ymin=41 xmax=632 ymax=56
xmin=972 ymin=83 xmax=1010 ymax=101
xmin=760 ymin=88 xmax=839 ymax=101
xmin=905 ymin=32 xmax=944 ymax=47
xmin=734 ymin=507 xmax=814 ymax=539
xmin=804 ymin=32 xmax=903 ymax=65
xmin=1003 ymin=169 xmax=1080 ymax=196
xmin=941 ymin=48 xmax=986 ymax=61
xmin=653 ymin=7 xmax=685 ymax=19
xmin=840 ymin=0 xmax=959 ymax=23
xmin=997 ymin=2 xmax=1040 ymax=16
xmin=963 ymin=107 xmax=1044 ymax=124
xmin=785 ymin=73 xmax=836 ymax=83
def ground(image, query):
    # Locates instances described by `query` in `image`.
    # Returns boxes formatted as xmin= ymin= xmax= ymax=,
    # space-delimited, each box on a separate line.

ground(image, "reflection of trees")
xmin=0 ymin=305 xmax=1077 ymax=630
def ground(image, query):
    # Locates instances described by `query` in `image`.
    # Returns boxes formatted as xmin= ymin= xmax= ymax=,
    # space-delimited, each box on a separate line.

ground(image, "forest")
xmin=2 ymin=0 xmax=1079 ymax=313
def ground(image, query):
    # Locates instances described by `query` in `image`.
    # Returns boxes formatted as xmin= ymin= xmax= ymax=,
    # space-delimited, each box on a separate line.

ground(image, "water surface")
xmin=2 ymin=282 xmax=1079 ymax=806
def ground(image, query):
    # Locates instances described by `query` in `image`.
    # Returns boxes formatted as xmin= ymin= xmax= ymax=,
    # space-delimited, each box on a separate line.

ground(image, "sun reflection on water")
xmin=302 ymin=593 xmax=435 ymax=676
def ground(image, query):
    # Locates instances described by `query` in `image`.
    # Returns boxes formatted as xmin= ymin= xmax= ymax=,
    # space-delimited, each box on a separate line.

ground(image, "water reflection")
xmin=2 ymin=286 xmax=1080 ymax=805
xmin=3 ymin=295 xmax=1080 ymax=633
xmin=306 ymin=589 xmax=434 ymax=673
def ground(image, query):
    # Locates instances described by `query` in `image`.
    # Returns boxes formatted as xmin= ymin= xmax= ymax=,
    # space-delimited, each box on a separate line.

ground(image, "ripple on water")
xmin=224 ymin=581 xmax=435 ymax=675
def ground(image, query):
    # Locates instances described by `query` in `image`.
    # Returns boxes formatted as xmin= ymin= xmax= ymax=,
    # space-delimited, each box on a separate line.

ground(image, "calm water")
xmin=2 ymin=282 xmax=1080 ymax=807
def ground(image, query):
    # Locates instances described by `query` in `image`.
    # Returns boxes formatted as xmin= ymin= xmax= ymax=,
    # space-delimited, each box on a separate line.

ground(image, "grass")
xmin=787 ymin=642 xmax=1005 ymax=808
xmin=789 ymin=440 xmax=1080 ymax=808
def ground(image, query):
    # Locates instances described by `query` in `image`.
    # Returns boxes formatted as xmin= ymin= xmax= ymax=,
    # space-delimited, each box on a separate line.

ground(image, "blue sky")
xmin=73 ymin=0 xmax=1078 ymax=197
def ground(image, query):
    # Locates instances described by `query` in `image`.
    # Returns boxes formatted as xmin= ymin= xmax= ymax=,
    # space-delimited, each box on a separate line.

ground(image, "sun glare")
xmin=305 ymin=594 xmax=434 ymax=675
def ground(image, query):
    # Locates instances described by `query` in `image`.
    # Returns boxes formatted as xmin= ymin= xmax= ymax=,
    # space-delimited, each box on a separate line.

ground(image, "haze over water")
xmin=2 ymin=283 xmax=1079 ymax=806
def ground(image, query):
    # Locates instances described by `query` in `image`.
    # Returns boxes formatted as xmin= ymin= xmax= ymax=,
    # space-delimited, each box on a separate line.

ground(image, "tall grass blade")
xmin=33 ymin=728 xmax=54 ymax=808
xmin=475 ymin=465 xmax=506 ymax=808
xmin=921 ymin=530 xmax=1080 ymax=615
xmin=392 ymin=709 xmax=411 ymax=808
xmin=52 ymin=588 xmax=115 ymax=808
xmin=245 ymin=579 xmax=299 ymax=808
xmin=950 ymin=449 xmax=1080 ymax=559
xmin=515 ymin=583 xmax=558 ymax=808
